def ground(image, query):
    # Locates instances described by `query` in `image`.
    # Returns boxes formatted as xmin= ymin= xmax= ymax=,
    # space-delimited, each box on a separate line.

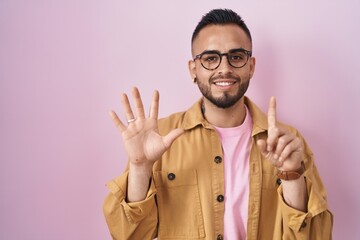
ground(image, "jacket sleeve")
xmin=103 ymin=171 xmax=158 ymax=240
xmin=278 ymin=136 xmax=334 ymax=240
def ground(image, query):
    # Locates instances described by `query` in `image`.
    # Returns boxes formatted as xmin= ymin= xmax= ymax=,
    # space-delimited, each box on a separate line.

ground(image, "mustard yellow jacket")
xmin=103 ymin=97 xmax=333 ymax=240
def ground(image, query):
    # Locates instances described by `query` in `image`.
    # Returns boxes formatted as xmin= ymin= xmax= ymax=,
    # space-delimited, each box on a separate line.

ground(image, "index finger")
xmin=268 ymin=96 xmax=277 ymax=129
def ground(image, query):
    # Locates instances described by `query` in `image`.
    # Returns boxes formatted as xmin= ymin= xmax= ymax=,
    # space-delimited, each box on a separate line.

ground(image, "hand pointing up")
xmin=257 ymin=97 xmax=304 ymax=171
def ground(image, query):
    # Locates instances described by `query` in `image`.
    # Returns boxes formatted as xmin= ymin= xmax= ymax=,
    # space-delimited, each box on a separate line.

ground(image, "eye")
xmin=202 ymin=54 xmax=219 ymax=62
xmin=229 ymin=53 xmax=246 ymax=61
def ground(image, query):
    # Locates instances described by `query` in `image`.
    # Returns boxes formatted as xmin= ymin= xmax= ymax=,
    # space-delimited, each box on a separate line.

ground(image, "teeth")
xmin=215 ymin=82 xmax=233 ymax=86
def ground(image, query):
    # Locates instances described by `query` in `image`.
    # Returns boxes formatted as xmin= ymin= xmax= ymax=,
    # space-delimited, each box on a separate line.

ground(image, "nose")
xmin=217 ymin=54 xmax=233 ymax=74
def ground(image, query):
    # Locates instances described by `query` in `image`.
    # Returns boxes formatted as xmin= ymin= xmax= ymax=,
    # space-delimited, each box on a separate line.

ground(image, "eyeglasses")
xmin=194 ymin=48 xmax=252 ymax=70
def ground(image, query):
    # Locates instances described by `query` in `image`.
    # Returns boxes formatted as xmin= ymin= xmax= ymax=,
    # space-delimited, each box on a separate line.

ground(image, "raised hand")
xmin=257 ymin=97 xmax=304 ymax=171
xmin=110 ymin=87 xmax=184 ymax=167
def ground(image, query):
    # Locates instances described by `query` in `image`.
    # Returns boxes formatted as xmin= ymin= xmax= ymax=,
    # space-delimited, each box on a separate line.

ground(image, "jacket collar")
xmin=181 ymin=96 xmax=269 ymax=136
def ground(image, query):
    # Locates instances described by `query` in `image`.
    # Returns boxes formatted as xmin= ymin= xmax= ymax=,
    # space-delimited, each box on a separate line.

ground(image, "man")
xmin=103 ymin=9 xmax=333 ymax=240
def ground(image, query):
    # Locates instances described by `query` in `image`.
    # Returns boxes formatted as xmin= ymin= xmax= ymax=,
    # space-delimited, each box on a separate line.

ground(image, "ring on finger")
xmin=127 ymin=118 xmax=136 ymax=123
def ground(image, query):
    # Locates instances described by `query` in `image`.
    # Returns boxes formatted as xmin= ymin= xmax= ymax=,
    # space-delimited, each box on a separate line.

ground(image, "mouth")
xmin=213 ymin=81 xmax=236 ymax=86
xmin=212 ymin=79 xmax=237 ymax=87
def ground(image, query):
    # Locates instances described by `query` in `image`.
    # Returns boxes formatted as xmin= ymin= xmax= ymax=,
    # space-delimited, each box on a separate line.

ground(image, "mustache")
xmin=210 ymin=73 xmax=240 ymax=83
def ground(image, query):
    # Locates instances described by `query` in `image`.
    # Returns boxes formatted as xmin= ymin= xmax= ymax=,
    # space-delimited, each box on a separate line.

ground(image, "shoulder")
xmin=158 ymin=111 xmax=187 ymax=131
xmin=158 ymin=99 xmax=204 ymax=134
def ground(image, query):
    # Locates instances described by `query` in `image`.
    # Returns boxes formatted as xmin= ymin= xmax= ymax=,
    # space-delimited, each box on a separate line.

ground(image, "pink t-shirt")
xmin=213 ymin=107 xmax=253 ymax=240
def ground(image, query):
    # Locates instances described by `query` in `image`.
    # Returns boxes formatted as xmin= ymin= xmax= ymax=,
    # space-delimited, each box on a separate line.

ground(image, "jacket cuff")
xmin=106 ymin=172 xmax=157 ymax=224
xmin=278 ymin=177 xmax=327 ymax=233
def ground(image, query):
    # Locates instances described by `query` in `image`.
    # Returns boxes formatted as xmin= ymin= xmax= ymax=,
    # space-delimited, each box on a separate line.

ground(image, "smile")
xmin=215 ymin=82 xmax=234 ymax=86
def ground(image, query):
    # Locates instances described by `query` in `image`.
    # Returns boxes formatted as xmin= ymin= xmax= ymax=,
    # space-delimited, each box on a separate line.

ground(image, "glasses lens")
xmin=228 ymin=51 xmax=249 ymax=68
xmin=200 ymin=53 xmax=221 ymax=70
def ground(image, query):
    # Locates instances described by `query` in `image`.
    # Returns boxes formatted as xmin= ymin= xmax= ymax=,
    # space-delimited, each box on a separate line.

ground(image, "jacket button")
xmin=167 ymin=173 xmax=176 ymax=180
xmin=217 ymin=234 xmax=223 ymax=240
xmin=217 ymin=195 xmax=224 ymax=202
xmin=214 ymin=156 xmax=222 ymax=164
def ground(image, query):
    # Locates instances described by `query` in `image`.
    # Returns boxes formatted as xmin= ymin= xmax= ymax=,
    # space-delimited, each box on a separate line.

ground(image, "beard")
xmin=196 ymin=74 xmax=250 ymax=109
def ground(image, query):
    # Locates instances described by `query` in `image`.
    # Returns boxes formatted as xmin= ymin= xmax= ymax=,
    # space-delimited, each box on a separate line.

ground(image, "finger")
xmin=121 ymin=93 xmax=135 ymax=121
xmin=266 ymin=127 xmax=280 ymax=152
xmin=131 ymin=87 xmax=145 ymax=119
xmin=162 ymin=128 xmax=184 ymax=148
xmin=279 ymin=138 xmax=302 ymax=162
xmin=273 ymin=132 xmax=293 ymax=160
xmin=109 ymin=111 xmax=126 ymax=132
xmin=257 ymin=139 xmax=280 ymax=166
xmin=256 ymin=139 xmax=267 ymax=156
xmin=268 ymin=96 xmax=277 ymax=129
xmin=149 ymin=90 xmax=159 ymax=119
xmin=266 ymin=96 xmax=278 ymax=152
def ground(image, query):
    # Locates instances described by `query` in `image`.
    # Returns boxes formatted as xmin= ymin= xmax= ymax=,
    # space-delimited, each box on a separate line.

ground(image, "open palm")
xmin=110 ymin=87 xmax=184 ymax=165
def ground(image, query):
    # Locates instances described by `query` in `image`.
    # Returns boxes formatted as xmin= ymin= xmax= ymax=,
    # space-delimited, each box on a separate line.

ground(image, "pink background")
xmin=1 ymin=1 xmax=359 ymax=239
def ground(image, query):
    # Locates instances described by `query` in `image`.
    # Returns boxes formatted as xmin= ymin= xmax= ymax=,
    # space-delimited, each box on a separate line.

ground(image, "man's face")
xmin=189 ymin=24 xmax=255 ymax=109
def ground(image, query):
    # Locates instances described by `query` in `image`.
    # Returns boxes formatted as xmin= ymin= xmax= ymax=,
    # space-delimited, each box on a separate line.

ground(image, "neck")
xmin=202 ymin=97 xmax=247 ymax=128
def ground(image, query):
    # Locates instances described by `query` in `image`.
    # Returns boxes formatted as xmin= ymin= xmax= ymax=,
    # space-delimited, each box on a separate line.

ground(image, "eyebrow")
xmin=201 ymin=48 xmax=249 ymax=54
xmin=228 ymin=48 xmax=249 ymax=53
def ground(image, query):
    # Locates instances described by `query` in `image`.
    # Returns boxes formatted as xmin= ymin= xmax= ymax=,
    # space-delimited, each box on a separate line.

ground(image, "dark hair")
xmin=191 ymin=9 xmax=252 ymax=45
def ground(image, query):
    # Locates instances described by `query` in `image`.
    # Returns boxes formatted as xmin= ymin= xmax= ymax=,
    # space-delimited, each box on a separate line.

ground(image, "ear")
xmin=188 ymin=60 xmax=197 ymax=80
xmin=248 ymin=57 xmax=256 ymax=79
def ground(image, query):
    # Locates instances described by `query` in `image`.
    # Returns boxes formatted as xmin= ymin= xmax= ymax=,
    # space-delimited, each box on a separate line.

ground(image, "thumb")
xmin=257 ymin=139 xmax=268 ymax=156
xmin=163 ymin=128 xmax=184 ymax=148
xmin=257 ymin=139 xmax=282 ymax=168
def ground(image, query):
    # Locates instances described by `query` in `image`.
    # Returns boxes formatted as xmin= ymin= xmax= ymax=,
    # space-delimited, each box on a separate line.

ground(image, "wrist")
xmin=277 ymin=161 xmax=305 ymax=181
xmin=129 ymin=162 xmax=153 ymax=177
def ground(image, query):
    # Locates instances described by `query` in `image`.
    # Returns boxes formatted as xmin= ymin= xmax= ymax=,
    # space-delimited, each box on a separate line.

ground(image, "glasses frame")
xmin=194 ymin=48 xmax=252 ymax=70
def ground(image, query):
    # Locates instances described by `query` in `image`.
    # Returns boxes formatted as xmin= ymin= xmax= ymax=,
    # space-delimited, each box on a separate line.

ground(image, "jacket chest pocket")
xmin=154 ymin=170 xmax=205 ymax=239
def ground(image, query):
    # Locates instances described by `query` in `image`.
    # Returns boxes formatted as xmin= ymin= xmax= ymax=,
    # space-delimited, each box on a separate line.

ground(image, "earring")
xmin=193 ymin=77 xmax=197 ymax=83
